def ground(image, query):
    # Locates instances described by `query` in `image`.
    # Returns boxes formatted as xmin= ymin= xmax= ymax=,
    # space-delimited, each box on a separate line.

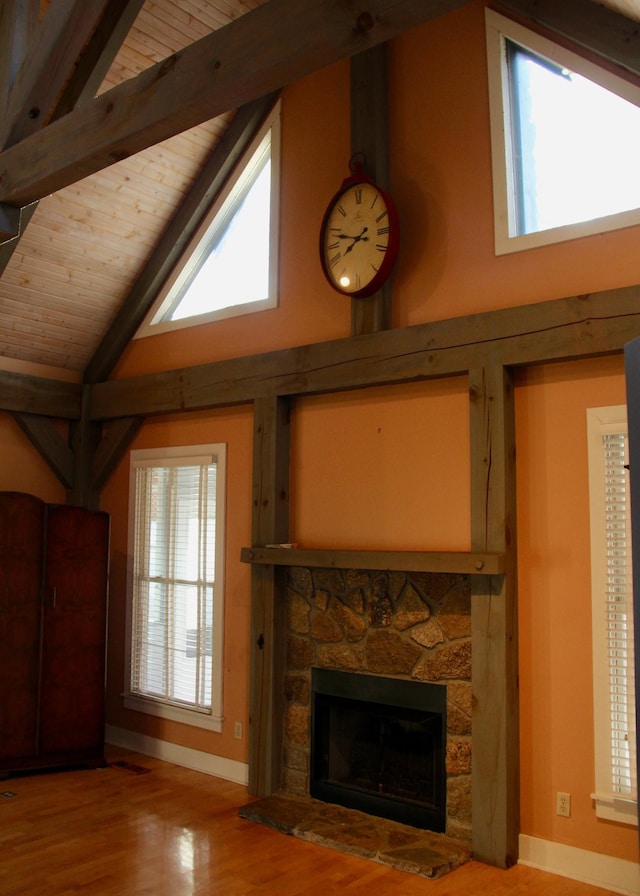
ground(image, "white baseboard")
xmin=105 ymin=724 xmax=249 ymax=786
xmin=519 ymin=834 xmax=640 ymax=895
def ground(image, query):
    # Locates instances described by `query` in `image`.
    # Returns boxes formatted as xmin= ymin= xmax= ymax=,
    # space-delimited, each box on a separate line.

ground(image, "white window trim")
xmin=485 ymin=9 xmax=640 ymax=255
xmin=135 ymin=100 xmax=281 ymax=337
xmin=124 ymin=444 xmax=226 ymax=733
xmin=587 ymin=405 xmax=637 ymax=826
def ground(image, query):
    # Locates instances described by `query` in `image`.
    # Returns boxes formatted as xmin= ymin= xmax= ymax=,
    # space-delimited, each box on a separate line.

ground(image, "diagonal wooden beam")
xmin=52 ymin=0 xmax=146 ymax=123
xmin=84 ymin=92 xmax=280 ymax=384
xmin=495 ymin=0 xmax=640 ymax=79
xmin=0 ymin=0 xmax=144 ymax=270
xmin=5 ymin=0 xmax=120 ymax=147
xmin=0 ymin=0 xmax=472 ymax=208
xmin=0 ymin=0 xmax=39 ymax=147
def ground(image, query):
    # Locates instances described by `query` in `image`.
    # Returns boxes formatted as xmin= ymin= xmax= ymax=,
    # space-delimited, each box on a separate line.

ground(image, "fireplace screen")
xmin=310 ymin=668 xmax=447 ymax=831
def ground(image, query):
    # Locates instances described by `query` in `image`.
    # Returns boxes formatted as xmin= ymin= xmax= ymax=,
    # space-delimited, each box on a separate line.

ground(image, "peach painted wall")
xmin=100 ymin=406 xmax=253 ymax=763
xmin=90 ymin=0 xmax=640 ymax=865
xmin=0 ymin=411 xmax=66 ymax=502
xmin=516 ymin=356 xmax=635 ymax=860
xmin=0 ymin=359 xmax=74 ymax=503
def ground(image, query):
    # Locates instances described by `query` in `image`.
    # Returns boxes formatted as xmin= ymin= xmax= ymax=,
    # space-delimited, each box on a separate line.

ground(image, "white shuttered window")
xmin=587 ymin=407 xmax=637 ymax=825
xmin=125 ymin=446 xmax=226 ymax=732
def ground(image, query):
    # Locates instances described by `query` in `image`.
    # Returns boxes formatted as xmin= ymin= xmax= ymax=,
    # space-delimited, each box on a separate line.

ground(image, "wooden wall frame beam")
xmin=249 ymin=396 xmax=291 ymax=796
xmin=350 ymin=44 xmax=392 ymax=335
xmin=87 ymin=284 xmax=640 ymax=421
xmin=469 ymin=364 xmax=519 ymax=868
xmin=0 ymin=369 xmax=81 ymax=418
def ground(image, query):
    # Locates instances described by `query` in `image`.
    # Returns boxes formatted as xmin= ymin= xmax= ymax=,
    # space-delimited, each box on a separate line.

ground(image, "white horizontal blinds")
xmin=603 ymin=432 xmax=637 ymax=799
xmin=131 ymin=460 xmax=216 ymax=712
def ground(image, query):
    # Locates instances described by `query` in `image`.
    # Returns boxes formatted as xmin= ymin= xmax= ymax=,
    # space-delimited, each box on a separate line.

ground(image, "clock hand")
xmin=340 ymin=227 xmax=369 ymax=250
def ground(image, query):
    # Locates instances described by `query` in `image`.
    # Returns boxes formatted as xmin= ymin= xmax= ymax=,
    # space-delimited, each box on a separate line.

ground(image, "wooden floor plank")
xmin=0 ymin=746 xmax=624 ymax=895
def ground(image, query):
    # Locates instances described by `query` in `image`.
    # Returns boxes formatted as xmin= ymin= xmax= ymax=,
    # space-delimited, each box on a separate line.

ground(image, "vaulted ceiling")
xmin=1 ymin=0 xmax=640 ymax=377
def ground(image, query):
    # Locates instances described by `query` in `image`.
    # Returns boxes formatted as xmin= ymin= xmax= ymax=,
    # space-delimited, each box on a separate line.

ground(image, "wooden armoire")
xmin=0 ymin=492 xmax=110 ymax=776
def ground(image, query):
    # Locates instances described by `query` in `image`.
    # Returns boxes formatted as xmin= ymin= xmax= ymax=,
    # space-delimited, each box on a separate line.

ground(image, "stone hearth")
xmin=281 ymin=566 xmax=472 ymax=844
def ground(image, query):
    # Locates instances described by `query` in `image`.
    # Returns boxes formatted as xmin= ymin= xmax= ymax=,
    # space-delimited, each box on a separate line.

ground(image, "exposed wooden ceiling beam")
xmin=495 ymin=0 xmax=640 ymax=79
xmin=0 ymin=0 xmax=472 ymax=209
xmin=4 ymin=0 xmax=117 ymax=147
xmin=84 ymin=92 xmax=280 ymax=385
xmin=0 ymin=0 xmax=39 ymax=147
xmin=0 ymin=0 xmax=144 ymax=268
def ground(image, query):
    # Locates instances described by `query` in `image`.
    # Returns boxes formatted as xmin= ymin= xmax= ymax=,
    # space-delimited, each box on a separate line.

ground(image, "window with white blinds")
xmin=587 ymin=407 xmax=637 ymax=825
xmin=125 ymin=445 xmax=226 ymax=732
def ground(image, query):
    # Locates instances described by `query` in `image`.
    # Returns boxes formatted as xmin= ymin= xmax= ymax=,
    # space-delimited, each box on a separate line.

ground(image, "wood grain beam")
xmin=52 ymin=0 xmax=146 ymax=123
xmin=0 ymin=0 xmax=39 ymax=147
xmin=84 ymin=93 xmax=280 ymax=384
xmin=0 ymin=369 xmax=81 ymax=418
xmin=249 ymin=396 xmax=291 ymax=796
xmin=496 ymin=0 xmax=640 ymax=80
xmin=0 ymin=0 xmax=472 ymax=207
xmin=88 ymin=285 xmax=640 ymax=421
xmin=469 ymin=364 xmax=519 ymax=868
xmin=350 ymin=44 xmax=392 ymax=335
xmin=0 ymin=0 xmax=144 ymax=266
xmin=4 ymin=0 xmax=115 ymax=147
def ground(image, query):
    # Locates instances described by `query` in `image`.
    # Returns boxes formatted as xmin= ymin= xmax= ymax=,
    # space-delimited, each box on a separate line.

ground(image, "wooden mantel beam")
xmin=0 ymin=0 xmax=472 ymax=208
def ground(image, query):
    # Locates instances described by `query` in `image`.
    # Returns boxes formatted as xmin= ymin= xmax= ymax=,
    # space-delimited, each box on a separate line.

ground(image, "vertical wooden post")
xmin=248 ymin=395 xmax=291 ymax=796
xmin=68 ymin=384 xmax=101 ymax=510
xmin=350 ymin=44 xmax=392 ymax=336
xmin=469 ymin=364 xmax=519 ymax=867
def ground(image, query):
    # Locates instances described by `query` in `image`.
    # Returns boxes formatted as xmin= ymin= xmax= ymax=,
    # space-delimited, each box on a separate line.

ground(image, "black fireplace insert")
xmin=310 ymin=668 xmax=447 ymax=831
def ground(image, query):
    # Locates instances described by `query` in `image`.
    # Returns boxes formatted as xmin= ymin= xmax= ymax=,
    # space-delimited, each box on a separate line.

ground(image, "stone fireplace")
xmin=281 ymin=566 xmax=472 ymax=844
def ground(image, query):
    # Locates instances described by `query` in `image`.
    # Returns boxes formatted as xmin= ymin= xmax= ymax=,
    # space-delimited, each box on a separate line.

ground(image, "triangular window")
xmin=138 ymin=101 xmax=280 ymax=335
xmin=486 ymin=11 xmax=640 ymax=253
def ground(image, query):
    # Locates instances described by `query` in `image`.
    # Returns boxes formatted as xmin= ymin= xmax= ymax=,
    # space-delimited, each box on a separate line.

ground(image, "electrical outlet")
xmin=234 ymin=721 xmax=243 ymax=739
xmin=556 ymin=792 xmax=571 ymax=817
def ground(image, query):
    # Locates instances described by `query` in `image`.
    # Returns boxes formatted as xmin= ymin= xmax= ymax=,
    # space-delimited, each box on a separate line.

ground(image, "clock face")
xmin=320 ymin=179 xmax=398 ymax=297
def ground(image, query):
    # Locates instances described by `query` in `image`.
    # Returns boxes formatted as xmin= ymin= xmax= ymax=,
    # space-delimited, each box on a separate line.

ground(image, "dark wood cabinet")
xmin=0 ymin=492 xmax=109 ymax=775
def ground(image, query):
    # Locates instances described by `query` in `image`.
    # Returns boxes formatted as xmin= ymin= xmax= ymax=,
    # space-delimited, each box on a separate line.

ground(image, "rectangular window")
xmin=125 ymin=445 xmax=225 ymax=732
xmin=587 ymin=406 xmax=637 ymax=825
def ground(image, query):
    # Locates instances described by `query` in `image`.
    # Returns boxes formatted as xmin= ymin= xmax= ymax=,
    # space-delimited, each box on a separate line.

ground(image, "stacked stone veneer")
xmin=282 ymin=566 xmax=472 ymax=844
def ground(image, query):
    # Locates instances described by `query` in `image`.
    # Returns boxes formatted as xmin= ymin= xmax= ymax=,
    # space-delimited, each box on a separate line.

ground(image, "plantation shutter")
xmin=603 ymin=432 xmax=637 ymax=800
xmin=130 ymin=456 xmax=216 ymax=713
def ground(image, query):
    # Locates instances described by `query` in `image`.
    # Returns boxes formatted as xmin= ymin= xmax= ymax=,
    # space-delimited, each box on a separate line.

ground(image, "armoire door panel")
xmin=0 ymin=493 xmax=45 ymax=762
xmin=39 ymin=505 xmax=109 ymax=757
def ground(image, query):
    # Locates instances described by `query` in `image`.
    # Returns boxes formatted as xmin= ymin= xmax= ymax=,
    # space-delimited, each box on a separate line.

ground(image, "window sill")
xmin=591 ymin=792 xmax=638 ymax=827
xmin=124 ymin=694 xmax=223 ymax=733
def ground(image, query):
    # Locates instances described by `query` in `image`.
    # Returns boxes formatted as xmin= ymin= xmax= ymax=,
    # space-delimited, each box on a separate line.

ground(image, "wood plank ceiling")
xmin=0 ymin=0 xmax=639 ymax=376
xmin=0 ymin=0 xmax=263 ymax=372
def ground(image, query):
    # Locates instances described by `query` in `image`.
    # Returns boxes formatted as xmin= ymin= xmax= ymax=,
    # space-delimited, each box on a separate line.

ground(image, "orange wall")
xmin=89 ymin=0 xmax=640 ymax=865
xmin=0 ymin=412 xmax=66 ymax=501
xmin=101 ymin=406 xmax=253 ymax=762
xmin=516 ymin=356 xmax=635 ymax=858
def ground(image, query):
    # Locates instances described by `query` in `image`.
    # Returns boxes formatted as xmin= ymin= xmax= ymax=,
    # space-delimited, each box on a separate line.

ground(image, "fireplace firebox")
xmin=310 ymin=668 xmax=447 ymax=831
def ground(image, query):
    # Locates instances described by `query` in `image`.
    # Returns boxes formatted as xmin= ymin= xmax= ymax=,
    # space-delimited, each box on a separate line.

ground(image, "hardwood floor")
xmin=0 ymin=746 xmax=625 ymax=895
